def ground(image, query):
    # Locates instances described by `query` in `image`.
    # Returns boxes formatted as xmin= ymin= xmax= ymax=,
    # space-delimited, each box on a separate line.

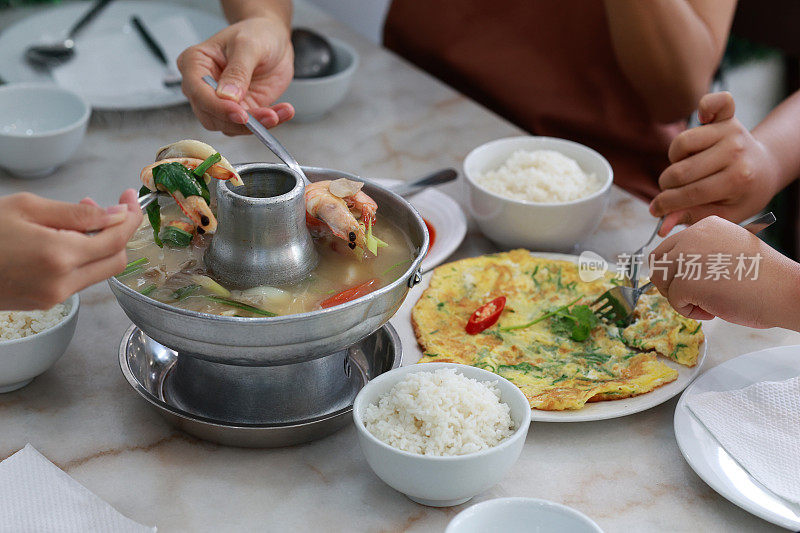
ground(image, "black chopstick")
xmin=130 ymin=15 xmax=168 ymax=65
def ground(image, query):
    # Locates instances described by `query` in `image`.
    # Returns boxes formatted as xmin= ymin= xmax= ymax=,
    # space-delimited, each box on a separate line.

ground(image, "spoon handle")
xmin=138 ymin=191 xmax=159 ymax=210
xmin=739 ymin=211 xmax=777 ymax=234
xmin=390 ymin=168 xmax=458 ymax=197
xmin=68 ymin=0 xmax=116 ymax=39
xmin=202 ymin=76 xmax=309 ymax=185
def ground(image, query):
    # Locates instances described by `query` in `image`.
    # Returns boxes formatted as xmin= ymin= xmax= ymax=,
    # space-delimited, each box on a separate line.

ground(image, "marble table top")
xmin=0 ymin=1 xmax=796 ymax=531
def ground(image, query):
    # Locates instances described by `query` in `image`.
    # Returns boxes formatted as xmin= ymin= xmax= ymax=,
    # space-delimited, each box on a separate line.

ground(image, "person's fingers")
xmin=246 ymin=103 xmax=295 ymax=128
xmin=69 ymin=249 xmax=129 ymax=291
xmin=54 ymin=210 xmax=140 ymax=265
xmin=271 ymin=102 xmax=295 ymax=124
xmin=658 ymin=141 xmax=730 ymax=191
xmin=668 ymin=123 xmax=725 ymax=163
xmin=118 ymin=188 xmax=143 ymax=218
xmin=686 ymin=306 xmax=715 ymax=321
xmin=193 ymin=107 xmax=251 ymax=135
xmin=668 ymin=295 xmax=715 ymax=320
xmin=249 ymin=107 xmax=280 ymax=128
xmin=648 ymin=231 xmax=684 ymax=297
xmin=649 ymin=171 xmax=730 ymax=219
xmin=179 ymin=45 xmax=249 ymax=125
xmin=18 ymin=193 xmax=127 ymax=232
xmin=80 ymin=197 xmax=100 ymax=208
xmin=697 ymin=91 xmax=735 ymax=125
xmin=657 ymin=210 xmax=686 ymax=236
xmin=216 ymin=35 xmax=262 ymax=105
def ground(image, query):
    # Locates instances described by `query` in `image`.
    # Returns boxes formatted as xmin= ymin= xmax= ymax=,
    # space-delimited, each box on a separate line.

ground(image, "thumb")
xmin=685 ymin=305 xmax=715 ymax=321
xmin=697 ymin=92 xmax=735 ymax=125
xmin=216 ymin=38 xmax=261 ymax=105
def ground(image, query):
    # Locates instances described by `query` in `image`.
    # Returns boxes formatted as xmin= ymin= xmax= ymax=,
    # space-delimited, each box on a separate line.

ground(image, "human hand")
xmin=649 ymin=216 xmax=800 ymax=330
xmin=0 ymin=190 xmax=143 ymax=311
xmin=650 ymin=92 xmax=781 ymax=236
xmin=177 ymin=17 xmax=295 ymax=135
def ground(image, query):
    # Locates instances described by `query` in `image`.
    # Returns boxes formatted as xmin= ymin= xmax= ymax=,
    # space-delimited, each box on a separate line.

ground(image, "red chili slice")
xmin=465 ymin=296 xmax=506 ymax=335
xmin=320 ymin=278 xmax=380 ymax=309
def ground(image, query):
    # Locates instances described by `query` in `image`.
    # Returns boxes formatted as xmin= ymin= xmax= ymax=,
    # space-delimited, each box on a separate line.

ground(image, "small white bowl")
xmin=281 ymin=37 xmax=359 ymax=122
xmin=0 ymin=294 xmax=80 ymax=392
xmin=446 ymin=497 xmax=604 ymax=533
xmin=463 ymin=136 xmax=613 ymax=252
xmin=0 ymin=83 xmax=90 ymax=178
xmin=353 ymin=362 xmax=531 ymax=507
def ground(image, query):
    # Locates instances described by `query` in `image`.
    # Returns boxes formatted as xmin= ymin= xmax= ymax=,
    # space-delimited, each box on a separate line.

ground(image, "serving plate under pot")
xmin=120 ymin=324 xmax=401 ymax=447
xmin=109 ymin=166 xmax=428 ymax=366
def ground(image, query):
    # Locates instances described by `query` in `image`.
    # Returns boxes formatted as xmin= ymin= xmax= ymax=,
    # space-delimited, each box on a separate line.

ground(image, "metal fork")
xmin=593 ymin=211 xmax=777 ymax=325
xmin=627 ymin=217 xmax=664 ymax=288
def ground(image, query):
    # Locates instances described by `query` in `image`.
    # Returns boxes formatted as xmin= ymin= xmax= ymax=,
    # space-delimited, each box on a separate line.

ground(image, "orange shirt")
xmin=384 ymin=0 xmax=685 ymax=201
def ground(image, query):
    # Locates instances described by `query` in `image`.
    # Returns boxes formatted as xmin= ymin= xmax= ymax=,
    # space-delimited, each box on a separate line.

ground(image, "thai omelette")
xmin=412 ymin=250 xmax=704 ymax=410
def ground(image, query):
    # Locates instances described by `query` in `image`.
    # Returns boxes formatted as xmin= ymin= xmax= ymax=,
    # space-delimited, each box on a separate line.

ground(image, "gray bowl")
xmin=109 ymin=166 xmax=427 ymax=366
xmin=280 ymin=38 xmax=359 ymax=122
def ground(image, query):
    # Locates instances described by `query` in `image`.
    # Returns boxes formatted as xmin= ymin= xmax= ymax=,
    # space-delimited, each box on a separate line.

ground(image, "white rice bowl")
xmin=0 ymin=305 xmax=68 ymax=342
xmin=362 ymin=368 xmax=515 ymax=456
xmin=474 ymin=149 xmax=601 ymax=203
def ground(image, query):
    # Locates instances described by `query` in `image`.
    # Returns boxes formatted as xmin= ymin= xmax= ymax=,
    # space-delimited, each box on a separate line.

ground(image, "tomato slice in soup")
xmin=320 ymin=278 xmax=381 ymax=308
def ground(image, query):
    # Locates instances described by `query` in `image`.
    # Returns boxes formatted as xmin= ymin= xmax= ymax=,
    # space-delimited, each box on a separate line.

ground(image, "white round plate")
xmin=674 ymin=346 xmax=800 ymax=530
xmin=371 ymin=178 xmax=466 ymax=272
xmin=0 ymin=1 xmax=225 ymax=110
xmin=389 ymin=252 xmax=707 ymax=423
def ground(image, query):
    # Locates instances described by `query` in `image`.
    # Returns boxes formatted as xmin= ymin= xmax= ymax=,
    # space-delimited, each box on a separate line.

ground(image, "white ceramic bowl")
xmin=0 ymin=294 xmax=80 ymax=392
xmin=0 ymin=83 xmax=90 ymax=178
xmin=281 ymin=37 xmax=359 ymax=122
xmin=446 ymin=497 xmax=604 ymax=533
xmin=463 ymin=136 xmax=613 ymax=252
xmin=353 ymin=362 xmax=532 ymax=507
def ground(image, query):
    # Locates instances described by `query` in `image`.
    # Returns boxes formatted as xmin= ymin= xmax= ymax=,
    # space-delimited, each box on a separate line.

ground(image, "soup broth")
xmin=121 ymin=202 xmax=415 ymax=317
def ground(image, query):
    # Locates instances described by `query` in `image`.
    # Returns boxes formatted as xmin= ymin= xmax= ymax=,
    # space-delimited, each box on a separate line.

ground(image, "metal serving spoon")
xmin=388 ymin=168 xmax=457 ymax=197
xmin=291 ymin=28 xmax=334 ymax=79
xmin=25 ymin=0 xmax=115 ymax=68
xmin=202 ymin=75 xmax=310 ymax=185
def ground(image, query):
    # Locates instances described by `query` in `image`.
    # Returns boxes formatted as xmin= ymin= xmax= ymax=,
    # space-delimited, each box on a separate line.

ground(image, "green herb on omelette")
xmin=549 ymin=304 xmax=599 ymax=342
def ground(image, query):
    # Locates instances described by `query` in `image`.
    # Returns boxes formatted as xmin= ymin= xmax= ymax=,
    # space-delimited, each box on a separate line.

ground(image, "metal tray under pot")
xmin=119 ymin=324 xmax=401 ymax=448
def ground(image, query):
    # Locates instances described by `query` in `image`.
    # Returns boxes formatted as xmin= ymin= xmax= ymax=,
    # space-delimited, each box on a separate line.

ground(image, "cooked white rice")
xmin=362 ymin=368 xmax=515 ymax=456
xmin=475 ymin=149 xmax=601 ymax=203
xmin=0 ymin=305 xmax=68 ymax=341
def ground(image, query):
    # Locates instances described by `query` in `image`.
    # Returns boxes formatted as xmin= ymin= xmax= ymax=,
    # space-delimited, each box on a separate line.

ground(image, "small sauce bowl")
xmin=446 ymin=497 xmax=604 ymax=533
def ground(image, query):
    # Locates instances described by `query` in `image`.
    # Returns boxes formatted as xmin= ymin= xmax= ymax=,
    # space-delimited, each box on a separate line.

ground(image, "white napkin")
xmin=52 ymin=15 xmax=199 ymax=104
xmin=687 ymin=375 xmax=800 ymax=504
xmin=0 ymin=444 xmax=155 ymax=533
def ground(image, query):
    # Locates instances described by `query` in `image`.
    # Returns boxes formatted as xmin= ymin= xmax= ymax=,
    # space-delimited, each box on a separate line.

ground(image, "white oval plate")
xmin=370 ymin=178 xmax=466 ymax=272
xmin=0 ymin=1 xmax=225 ymax=110
xmin=389 ymin=252 xmax=707 ymax=423
xmin=674 ymin=346 xmax=800 ymax=530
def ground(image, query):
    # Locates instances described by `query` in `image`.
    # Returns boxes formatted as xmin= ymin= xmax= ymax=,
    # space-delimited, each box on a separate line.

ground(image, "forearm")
xmin=752 ymin=91 xmax=800 ymax=195
xmin=220 ymin=0 xmax=292 ymax=26
xmin=770 ymin=256 xmax=800 ymax=332
xmin=603 ymin=0 xmax=734 ymax=122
